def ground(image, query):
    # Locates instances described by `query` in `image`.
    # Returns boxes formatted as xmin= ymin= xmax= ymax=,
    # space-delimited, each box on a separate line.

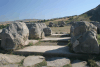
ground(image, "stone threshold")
xmin=41 ymin=37 xmax=71 ymax=42
xmin=13 ymin=46 xmax=93 ymax=58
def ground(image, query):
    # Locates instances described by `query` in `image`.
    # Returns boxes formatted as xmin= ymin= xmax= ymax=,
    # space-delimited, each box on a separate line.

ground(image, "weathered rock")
xmin=90 ymin=21 xmax=100 ymax=34
xmin=70 ymin=21 xmax=99 ymax=54
xmin=72 ymin=60 xmax=87 ymax=67
xmin=96 ymin=61 xmax=100 ymax=67
xmin=23 ymin=56 xmax=45 ymax=67
xmin=0 ymin=29 xmax=2 ymax=39
xmin=26 ymin=23 xmax=46 ymax=39
xmin=28 ymin=24 xmax=42 ymax=39
xmin=49 ymin=22 xmax=54 ymax=27
xmin=0 ymin=64 xmax=19 ymax=67
xmin=0 ymin=53 xmax=25 ymax=65
xmin=58 ymin=21 xmax=66 ymax=27
xmin=43 ymin=27 xmax=52 ymax=36
xmin=1 ymin=22 xmax=29 ymax=50
xmin=54 ymin=24 xmax=59 ymax=27
xmin=47 ymin=57 xmax=70 ymax=67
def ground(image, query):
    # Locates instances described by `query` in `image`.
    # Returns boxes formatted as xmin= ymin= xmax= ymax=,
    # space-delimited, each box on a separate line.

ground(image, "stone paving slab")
xmin=24 ymin=40 xmax=39 ymax=45
xmin=50 ymin=34 xmax=70 ymax=37
xmin=41 ymin=37 xmax=71 ymax=42
xmin=13 ymin=46 xmax=90 ymax=58
xmin=47 ymin=34 xmax=69 ymax=37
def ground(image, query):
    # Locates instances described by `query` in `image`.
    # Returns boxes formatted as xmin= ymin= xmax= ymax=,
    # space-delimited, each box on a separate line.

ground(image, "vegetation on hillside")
xmin=66 ymin=4 xmax=100 ymax=22
xmin=0 ymin=24 xmax=9 ymax=29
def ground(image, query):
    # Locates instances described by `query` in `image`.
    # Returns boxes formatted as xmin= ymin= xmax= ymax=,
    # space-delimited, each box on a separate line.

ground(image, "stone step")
xmin=41 ymin=37 xmax=71 ymax=42
xmin=47 ymin=34 xmax=70 ymax=37
xmin=25 ymin=40 xmax=39 ymax=45
xmin=37 ymin=41 xmax=68 ymax=46
xmin=13 ymin=46 xmax=90 ymax=58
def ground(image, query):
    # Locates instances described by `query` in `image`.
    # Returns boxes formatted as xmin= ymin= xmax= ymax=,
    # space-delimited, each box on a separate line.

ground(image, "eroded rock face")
xmin=90 ymin=21 xmax=100 ymax=34
xmin=43 ymin=27 xmax=52 ymax=36
xmin=26 ymin=23 xmax=45 ymax=39
xmin=58 ymin=21 xmax=66 ymax=27
xmin=1 ymin=22 xmax=29 ymax=50
xmin=49 ymin=22 xmax=54 ymax=27
xmin=70 ymin=21 xmax=99 ymax=54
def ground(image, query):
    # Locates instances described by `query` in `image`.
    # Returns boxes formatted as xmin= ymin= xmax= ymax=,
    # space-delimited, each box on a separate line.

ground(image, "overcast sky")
xmin=0 ymin=0 xmax=100 ymax=22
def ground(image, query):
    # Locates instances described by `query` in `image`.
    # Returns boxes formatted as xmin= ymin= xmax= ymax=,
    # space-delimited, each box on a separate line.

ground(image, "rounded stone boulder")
xmin=43 ymin=27 xmax=52 ymax=36
xmin=47 ymin=57 xmax=70 ymax=67
xmin=70 ymin=21 xmax=99 ymax=54
xmin=1 ymin=22 xmax=29 ymax=50
xmin=23 ymin=56 xmax=45 ymax=67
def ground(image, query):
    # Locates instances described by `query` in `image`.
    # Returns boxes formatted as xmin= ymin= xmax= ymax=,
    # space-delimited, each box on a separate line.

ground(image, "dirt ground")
xmin=50 ymin=26 xmax=71 ymax=34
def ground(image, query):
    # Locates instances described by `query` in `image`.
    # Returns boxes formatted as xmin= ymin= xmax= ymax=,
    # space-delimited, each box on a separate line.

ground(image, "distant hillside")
xmin=0 ymin=19 xmax=40 ymax=25
xmin=68 ymin=4 xmax=100 ymax=22
xmin=1 ymin=4 xmax=100 ymax=25
xmin=15 ymin=19 xmax=40 ymax=22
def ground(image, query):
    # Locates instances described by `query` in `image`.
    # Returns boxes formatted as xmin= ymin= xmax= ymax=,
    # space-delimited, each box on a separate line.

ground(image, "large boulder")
xmin=90 ymin=21 xmax=100 ymax=34
xmin=36 ymin=23 xmax=47 ymax=31
xmin=26 ymin=23 xmax=45 ymax=39
xmin=43 ymin=27 xmax=52 ymax=36
xmin=49 ymin=22 xmax=54 ymax=27
xmin=58 ymin=21 xmax=66 ymax=27
xmin=70 ymin=21 xmax=99 ymax=54
xmin=1 ymin=22 xmax=29 ymax=50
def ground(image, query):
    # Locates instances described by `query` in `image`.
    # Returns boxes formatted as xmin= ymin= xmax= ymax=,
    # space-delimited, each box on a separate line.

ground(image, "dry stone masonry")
xmin=70 ymin=21 xmax=99 ymax=54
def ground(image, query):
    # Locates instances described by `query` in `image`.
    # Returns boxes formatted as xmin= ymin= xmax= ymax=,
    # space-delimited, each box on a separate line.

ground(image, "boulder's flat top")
xmin=41 ymin=37 xmax=71 ymax=41
xmin=51 ymin=34 xmax=69 ymax=36
xmin=14 ymin=45 xmax=89 ymax=58
xmin=15 ymin=46 xmax=70 ymax=53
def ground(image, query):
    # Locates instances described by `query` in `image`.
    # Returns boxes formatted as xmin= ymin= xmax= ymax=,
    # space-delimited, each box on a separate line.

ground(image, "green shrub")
xmin=55 ymin=32 xmax=59 ymax=34
xmin=0 ymin=24 xmax=9 ymax=29
xmin=28 ymin=42 xmax=33 ymax=46
xmin=67 ymin=42 xmax=74 ymax=53
xmin=88 ymin=59 xmax=98 ymax=67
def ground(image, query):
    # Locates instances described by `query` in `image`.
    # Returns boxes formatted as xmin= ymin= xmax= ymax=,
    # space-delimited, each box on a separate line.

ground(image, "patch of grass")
xmin=97 ymin=34 xmax=100 ymax=45
xmin=16 ymin=39 xmax=41 ymax=50
xmin=34 ymin=60 xmax=47 ymax=67
xmin=34 ymin=40 xmax=41 ymax=46
xmin=18 ymin=59 xmax=24 ymax=66
xmin=87 ymin=59 xmax=98 ymax=67
xmin=0 ymin=24 xmax=9 ymax=29
xmin=67 ymin=42 xmax=74 ymax=53
xmin=28 ymin=42 xmax=33 ymax=46
xmin=50 ymin=26 xmax=70 ymax=34
xmin=63 ymin=64 xmax=72 ymax=67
